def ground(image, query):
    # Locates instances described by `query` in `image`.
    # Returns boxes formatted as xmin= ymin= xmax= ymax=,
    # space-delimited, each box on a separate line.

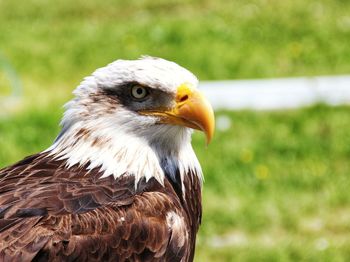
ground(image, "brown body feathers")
xmin=0 ymin=152 xmax=202 ymax=261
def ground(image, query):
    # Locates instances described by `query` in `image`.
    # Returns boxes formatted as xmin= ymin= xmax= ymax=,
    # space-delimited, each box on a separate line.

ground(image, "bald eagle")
xmin=0 ymin=57 xmax=214 ymax=261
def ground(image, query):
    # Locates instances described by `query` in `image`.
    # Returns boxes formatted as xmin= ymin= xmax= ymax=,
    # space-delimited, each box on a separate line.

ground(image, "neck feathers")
xmin=47 ymin=118 xmax=203 ymax=191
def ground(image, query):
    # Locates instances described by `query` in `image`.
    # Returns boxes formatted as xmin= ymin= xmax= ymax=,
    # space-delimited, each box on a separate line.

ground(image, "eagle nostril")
xmin=179 ymin=95 xmax=188 ymax=103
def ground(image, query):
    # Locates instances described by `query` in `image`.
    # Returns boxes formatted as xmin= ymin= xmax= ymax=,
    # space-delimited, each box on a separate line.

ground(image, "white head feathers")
xmin=47 ymin=57 xmax=203 ymax=189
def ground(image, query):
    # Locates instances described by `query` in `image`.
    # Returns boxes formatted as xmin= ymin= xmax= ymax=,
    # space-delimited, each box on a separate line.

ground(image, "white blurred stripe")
xmin=199 ymin=75 xmax=350 ymax=110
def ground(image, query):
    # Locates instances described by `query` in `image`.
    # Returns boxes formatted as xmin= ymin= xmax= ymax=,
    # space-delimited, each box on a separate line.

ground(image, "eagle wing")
xmin=0 ymin=153 xmax=189 ymax=261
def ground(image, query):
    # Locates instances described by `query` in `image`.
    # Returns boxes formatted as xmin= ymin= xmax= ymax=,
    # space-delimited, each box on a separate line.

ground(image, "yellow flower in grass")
xmin=240 ymin=149 xmax=253 ymax=163
xmin=255 ymin=164 xmax=269 ymax=180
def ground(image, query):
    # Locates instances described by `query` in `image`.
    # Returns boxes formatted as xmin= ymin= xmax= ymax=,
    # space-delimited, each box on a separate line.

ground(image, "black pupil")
xmin=136 ymin=88 xmax=143 ymax=95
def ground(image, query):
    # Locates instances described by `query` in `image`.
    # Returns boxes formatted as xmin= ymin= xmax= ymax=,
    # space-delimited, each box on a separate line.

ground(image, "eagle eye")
xmin=131 ymin=85 xmax=149 ymax=100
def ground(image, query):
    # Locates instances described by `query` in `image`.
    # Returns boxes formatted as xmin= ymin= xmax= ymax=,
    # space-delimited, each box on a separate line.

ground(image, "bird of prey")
xmin=0 ymin=57 xmax=215 ymax=262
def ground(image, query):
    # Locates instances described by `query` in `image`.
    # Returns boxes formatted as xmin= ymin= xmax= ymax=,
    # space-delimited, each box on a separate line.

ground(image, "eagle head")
xmin=50 ymin=57 xmax=215 ymax=187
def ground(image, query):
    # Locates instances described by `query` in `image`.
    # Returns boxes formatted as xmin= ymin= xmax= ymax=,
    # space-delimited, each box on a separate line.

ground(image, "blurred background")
xmin=1 ymin=0 xmax=350 ymax=261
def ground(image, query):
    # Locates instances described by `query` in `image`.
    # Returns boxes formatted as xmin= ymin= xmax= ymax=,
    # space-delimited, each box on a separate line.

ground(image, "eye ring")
xmin=131 ymin=85 xmax=149 ymax=100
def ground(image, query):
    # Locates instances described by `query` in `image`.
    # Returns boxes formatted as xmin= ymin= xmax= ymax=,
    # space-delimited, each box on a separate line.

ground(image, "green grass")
xmin=194 ymin=105 xmax=350 ymax=261
xmin=1 ymin=0 xmax=350 ymax=105
xmin=1 ymin=105 xmax=350 ymax=261
xmin=1 ymin=0 xmax=350 ymax=260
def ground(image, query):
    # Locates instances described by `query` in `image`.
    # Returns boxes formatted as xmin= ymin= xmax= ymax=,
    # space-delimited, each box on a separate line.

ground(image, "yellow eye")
xmin=131 ymin=85 xmax=148 ymax=99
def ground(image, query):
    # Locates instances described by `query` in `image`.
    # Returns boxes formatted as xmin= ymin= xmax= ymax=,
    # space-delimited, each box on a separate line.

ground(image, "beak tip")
xmin=204 ymin=115 xmax=215 ymax=145
xmin=206 ymin=128 xmax=215 ymax=146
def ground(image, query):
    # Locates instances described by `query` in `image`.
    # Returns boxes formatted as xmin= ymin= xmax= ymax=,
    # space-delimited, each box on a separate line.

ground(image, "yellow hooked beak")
xmin=140 ymin=83 xmax=215 ymax=144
